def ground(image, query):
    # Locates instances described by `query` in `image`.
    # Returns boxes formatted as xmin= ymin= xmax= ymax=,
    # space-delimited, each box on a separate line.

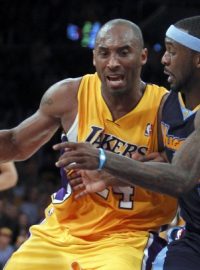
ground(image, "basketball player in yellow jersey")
xmin=1 ymin=19 xmax=176 ymax=270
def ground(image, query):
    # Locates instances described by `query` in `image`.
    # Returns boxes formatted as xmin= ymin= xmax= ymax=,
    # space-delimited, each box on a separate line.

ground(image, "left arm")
xmin=0 ymin=162 xmax=18 ymax=190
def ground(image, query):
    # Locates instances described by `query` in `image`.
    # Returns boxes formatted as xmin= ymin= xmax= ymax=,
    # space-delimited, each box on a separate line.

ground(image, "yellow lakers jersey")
xmin=48 ymin=73 xmax=177 ymax=239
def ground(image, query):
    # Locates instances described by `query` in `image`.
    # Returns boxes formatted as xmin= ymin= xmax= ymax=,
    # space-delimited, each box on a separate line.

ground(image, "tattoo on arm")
xmin=104 ymin=150 xmax=195 ymax=198
xmin=41 ymin=95 xmax=53 ymax=106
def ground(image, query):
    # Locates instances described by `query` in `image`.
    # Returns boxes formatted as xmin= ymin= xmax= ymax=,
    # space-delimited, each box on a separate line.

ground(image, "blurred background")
xmin=0 ymin=0 xmax=199 ymax=266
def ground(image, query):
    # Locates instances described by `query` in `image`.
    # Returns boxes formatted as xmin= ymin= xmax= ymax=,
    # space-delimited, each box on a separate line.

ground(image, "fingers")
xmin=143 ymin=152 xmax=168 ymax=162
xmin=53 ymin=142 xmax=77 ymax=151
xmin=138 ymin=155 xmax=156 ymax=162
xmin=67 ymin=170 xmax=88 ymax=198
xmin=131 ymin=152 xmax=168 ymax=163
xmin=68 ymin=169 xmax=109 ymax=199
xmin=73 ymin=183 xmax=85 ymax=192
xmin=55 ymin=152 xmax=99 ymax=171
xmin=55 ymin=159 xmax=91 ymax=170
xmin=53 ymin=142 xmax=100 ymax=171
xmin=69 ymin=174 xmax=85 ymax=190
xmin=131 ymin=152 xmax=145 ymax=161
xmin=53 ymin=141 xmax=91 ymax=151
xmin=55 ymin=153 xmax=84 ymax=168
xmin=69 ymin=176 xmax=82 ymax=187
xmin=74 ymin=190 xmax=88 ymax=200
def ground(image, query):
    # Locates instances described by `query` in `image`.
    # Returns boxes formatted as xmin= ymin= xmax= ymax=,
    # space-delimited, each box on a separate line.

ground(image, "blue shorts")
xmin=153 ymin=240 xmax=200 ymax=270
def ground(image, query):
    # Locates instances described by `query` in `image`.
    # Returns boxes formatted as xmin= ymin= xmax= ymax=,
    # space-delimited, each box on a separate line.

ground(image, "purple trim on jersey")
xmin=55 ymin=187 xmax=67 ymax=200
xmin=53 ymin=133 xmax=70 ymax=200
xmin=146 ymin=233 xmax=167 ymax=270
xmin=60 ymin=166 xmax=68 ymax=189
xmin=60 ymin=133 xmax=69 ymax=189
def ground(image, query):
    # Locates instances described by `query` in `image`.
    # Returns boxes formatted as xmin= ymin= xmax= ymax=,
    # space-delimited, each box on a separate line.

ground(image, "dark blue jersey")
xmin=161 ymin=91 xmax=200 ymax=251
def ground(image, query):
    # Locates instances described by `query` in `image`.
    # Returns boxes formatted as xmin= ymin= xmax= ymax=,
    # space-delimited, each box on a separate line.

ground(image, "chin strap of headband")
xmin=166 ymin=25 xmax=200 ymax=52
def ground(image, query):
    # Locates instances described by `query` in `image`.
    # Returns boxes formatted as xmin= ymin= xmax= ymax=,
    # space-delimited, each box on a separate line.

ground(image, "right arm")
xmin=0 ymin=78 xmax=80 ymax=163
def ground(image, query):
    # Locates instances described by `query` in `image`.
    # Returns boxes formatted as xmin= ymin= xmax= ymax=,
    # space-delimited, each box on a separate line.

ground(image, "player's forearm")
xmin=53 ymin=141 xmax=197 ymax=196
xmin=0 ymin=127 xmax=54 ymax=162
xmin=104 ymin=151 xmax=193 ymax=197
xmin=0 ymin=130 xmax=20 ymax=162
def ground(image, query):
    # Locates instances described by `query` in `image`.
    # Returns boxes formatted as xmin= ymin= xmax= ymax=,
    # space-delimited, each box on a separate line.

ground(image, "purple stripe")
xmin=55 ymin=187 xmax=67 ymax=200
xmin=60 ymin=133 xmax=69 ymax=189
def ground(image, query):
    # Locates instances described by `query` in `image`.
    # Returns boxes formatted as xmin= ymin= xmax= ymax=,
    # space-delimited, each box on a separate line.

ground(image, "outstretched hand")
xmin=53 ymin=142 xmax=100 ymax=170
xmin=67 ymin=169 xmax=125 ymax=199
xmin=53 ymin=142 xmax=169 ymax=199
xmin=68 ymin=169 xmax=110 ymax=199
xmin=53 ymin=141 xmax=115 ymax=199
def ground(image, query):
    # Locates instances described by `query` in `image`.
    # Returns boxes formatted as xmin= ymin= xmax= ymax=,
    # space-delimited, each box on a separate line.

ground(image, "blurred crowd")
xmin=0 ymin=153 xmax=61 ymax=268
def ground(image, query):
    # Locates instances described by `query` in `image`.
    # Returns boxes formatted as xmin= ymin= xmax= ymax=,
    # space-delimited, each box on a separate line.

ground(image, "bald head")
xmin=95 ymin=19 xmax=144 ymax=49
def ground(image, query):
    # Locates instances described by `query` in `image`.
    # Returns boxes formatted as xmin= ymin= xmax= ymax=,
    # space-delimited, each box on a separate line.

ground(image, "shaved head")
xmin=95 ymin=19 xmax=144 ymax=49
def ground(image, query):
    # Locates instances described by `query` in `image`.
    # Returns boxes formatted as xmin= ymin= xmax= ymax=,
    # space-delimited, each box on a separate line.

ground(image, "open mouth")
xmin=106 ymin=74 xmax=125 ymax=88
xmin=164 ymin=69 xmax=174 ymax=84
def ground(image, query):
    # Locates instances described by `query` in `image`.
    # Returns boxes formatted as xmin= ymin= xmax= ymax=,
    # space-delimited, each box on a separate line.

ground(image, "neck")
xmin=181 ymin=89 xmax=200 ymax=110
xmin=103 ymin=80 xmax=146 ymax=121
xmin=181 ymin=74 xmax=200 ymax=109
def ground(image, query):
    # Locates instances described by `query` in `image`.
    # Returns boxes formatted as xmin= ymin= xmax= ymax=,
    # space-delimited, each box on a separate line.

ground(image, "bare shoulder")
xmin=40 ymin=77 xmax=82 ymax=117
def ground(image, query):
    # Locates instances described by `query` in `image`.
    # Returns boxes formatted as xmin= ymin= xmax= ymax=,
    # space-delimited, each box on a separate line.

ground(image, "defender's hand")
xmin=53 ymin=142 xmax=100 ymax=170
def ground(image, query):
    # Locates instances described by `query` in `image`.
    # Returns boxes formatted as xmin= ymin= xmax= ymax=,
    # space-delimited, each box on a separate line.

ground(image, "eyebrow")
xmin=97 ymin=45 xmax=131 ymax=50
xmin=165 ymin=38 xmax=177 ymax=47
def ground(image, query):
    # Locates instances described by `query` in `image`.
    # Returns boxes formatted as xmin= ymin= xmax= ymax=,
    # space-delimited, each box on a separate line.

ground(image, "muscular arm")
xmin=0 ymin=78 xmax=80 ymax=163
xmin=0 ymin=162 xmax=18 ymax=190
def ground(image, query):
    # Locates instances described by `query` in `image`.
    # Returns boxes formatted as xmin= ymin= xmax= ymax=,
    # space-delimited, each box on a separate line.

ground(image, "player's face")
xmin=93 ymin=25 xmax=147 ymax=96
xmin=161 ymin=38 xmax=196 ymax=93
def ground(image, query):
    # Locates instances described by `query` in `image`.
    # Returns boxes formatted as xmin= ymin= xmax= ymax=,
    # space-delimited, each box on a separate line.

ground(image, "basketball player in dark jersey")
xmin=54 ymin=16 xmax=200 ymax=270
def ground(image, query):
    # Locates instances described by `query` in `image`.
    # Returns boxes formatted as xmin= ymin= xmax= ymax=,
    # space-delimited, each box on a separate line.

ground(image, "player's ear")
xmin=141 ymin=48 xmax=148 ymax=66
xmin=194 ymin=52 xmax=200 ymax=68
xmin=93 ymin=50 xmax=96 ymax=66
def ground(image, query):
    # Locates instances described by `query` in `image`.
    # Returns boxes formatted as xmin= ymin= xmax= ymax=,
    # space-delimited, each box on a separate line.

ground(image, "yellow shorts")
xmin=4 ymin=229 xmax=162 ymax=270
xmin=4 ymin=204 xmax=165 ymax=270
